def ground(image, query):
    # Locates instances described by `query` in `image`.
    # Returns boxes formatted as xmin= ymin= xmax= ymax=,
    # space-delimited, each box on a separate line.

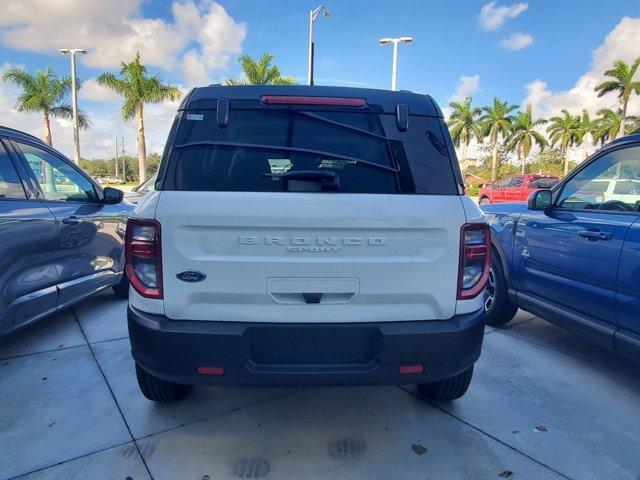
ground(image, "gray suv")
xmin=0 ymin=126 xmax=131 ymax=336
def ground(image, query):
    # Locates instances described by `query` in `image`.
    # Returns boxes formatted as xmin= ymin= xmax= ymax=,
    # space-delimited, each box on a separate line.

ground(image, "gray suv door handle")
xmin=577 ymin=229 xmax=612 ymax=241
xmin=62 ymin=215 xmax=81 ymax=226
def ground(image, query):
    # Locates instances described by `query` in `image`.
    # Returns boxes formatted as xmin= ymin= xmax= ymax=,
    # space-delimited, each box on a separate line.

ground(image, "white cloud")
xmin=499 ymin=32 xmax=533 ymax=51
xmin=442 ymin=74 xmax=481 ymax=119
xmin=450 ymin=75 xmax=481 ymax=103
xmin=521 ymin=17 xmax=640 ymax=161
xmin=522 ymin=17 xmax=640 ymax=119
xmin=479 ymin=2 xmax=528 ymax=31
xmin=0 ymin=1 xmax=247 ymax=161
xmin=78 ymin=79 xmax=121 ymax=102
xmin=0 ymin=0 xmax=246 ymax=87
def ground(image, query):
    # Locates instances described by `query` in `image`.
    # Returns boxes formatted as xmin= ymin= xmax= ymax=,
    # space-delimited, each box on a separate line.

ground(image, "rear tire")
xmin=112 ymin=274 xmax=130 ymax=299
xmin=484 ymin=251 xmax=518 ymax=327
xmin=135 ymin=364 xmax=192 ymax=402
xmin=479 ymin=197 xmax=491 ymax=205
xmin=417 ymin=366 xmax=474 ymax=401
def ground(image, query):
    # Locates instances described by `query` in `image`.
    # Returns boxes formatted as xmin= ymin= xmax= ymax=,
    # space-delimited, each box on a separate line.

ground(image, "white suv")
xmin=126 ymin=85 xmax=489 ymax=402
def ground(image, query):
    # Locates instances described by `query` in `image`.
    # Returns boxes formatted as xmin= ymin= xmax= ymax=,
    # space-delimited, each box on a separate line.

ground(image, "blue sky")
xmin=1 ymin=0 xmax=639 ymax=159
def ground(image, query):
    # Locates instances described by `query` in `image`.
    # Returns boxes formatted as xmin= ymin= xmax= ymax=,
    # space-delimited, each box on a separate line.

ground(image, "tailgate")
xmin=156 ymin=191 xmax=465 ymax=323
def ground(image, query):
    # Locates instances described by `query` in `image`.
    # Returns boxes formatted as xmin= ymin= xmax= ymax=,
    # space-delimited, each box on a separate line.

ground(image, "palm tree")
xmin=594 ymin=58 xmax=640 ymax=138
xmin=447 ymin=96 xmax=482 ymax=165
xmin=547 ymin=110 xmax=580 ymax=175
xmin=505 ymin=105 xmax=547 ymax=174
xmin=478 ymin=97 xmax=518 ymax=181
xmin=575 ymin=110 xmax=599 ymax=160
xmin=2 ymin=67 xmax=89 ymax=146
xmin=97 ymin=53 xmax=182 ymax=182
xmin=594 ymin=108 xmax=624 ymax=144
xmin=224 ymin=53 xmax=296 ymax=86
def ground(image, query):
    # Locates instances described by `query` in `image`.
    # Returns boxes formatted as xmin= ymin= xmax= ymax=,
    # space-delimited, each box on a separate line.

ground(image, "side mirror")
xmin=103 ymin=187 xmax=124 ymax=204
xmin=527 ymin=189 xmax=552 ymax=211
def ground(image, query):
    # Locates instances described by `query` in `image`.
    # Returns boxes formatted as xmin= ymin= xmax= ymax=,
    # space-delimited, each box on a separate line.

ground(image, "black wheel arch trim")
xmin=490 ymin=232 xmax=513 ymax=290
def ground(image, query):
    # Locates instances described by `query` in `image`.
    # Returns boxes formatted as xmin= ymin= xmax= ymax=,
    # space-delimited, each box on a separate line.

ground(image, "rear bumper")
xmin=128 ymin=306 xmax=485 ymax=387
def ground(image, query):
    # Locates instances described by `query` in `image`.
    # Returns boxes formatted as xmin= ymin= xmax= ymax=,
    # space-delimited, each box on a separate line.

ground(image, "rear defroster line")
xmin=173 ymin=141 xmax=399 ymax=173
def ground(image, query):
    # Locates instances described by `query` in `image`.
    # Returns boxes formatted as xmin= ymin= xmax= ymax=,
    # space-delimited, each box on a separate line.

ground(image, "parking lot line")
xmin=0 ymin=310 xmax=86 ymax=361
xmin=72 ymin=310 xmax=155 ymax=480
xmin=0 ymin=346 xmax=131 ymax=479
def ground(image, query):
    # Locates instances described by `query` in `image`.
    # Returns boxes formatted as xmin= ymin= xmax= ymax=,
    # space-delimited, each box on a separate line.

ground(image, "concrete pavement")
xmin=1 ymin=291 xmax=638 ymax=480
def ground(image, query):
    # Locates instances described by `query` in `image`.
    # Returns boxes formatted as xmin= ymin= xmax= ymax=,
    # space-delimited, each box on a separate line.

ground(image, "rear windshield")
xmin=160 ymin=108 xmax=458 ymax=194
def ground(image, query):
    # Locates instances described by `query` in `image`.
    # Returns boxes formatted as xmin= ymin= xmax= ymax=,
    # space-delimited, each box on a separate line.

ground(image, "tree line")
xmin=3 ymin=52 xmax=638 ymax=185
xmin=448 ymin=58 xmax=640 ymax=182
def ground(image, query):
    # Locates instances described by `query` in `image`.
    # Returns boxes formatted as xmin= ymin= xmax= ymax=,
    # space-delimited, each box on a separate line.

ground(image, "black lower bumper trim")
xmin=128 ymin=306 xmax=485 ymax=387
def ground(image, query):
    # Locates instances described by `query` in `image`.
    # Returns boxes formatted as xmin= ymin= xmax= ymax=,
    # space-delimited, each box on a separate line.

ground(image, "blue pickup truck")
xmin=482 ymin=132 xmax=640 ymax=363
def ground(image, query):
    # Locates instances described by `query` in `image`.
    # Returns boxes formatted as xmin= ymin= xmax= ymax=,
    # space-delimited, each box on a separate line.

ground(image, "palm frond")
xmin=233 ymin=52 xmax=296 ymax=85
xmin=2 ymin=67 xmax=38 ymax=91
xmin=272 ymin=76 xmax=297 ymax=85
xmin=49 ymin=105 xmax=91 ymax=129
xmin=96 ymin=73 xmax=130 ymax=97
xmin=223 ymin=76 xmax=248 ymax=86
xmin=121 ymin=99 xmax=137 ymax=121
xmin=142 ymin=76 xmax=182 ymax=104
xmin=595 ymin=80 xmax=621 ymax=97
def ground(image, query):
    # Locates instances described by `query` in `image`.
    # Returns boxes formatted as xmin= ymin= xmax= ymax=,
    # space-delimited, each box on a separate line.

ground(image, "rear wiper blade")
xmin=173 ymin=141 xmax=399 ymax=173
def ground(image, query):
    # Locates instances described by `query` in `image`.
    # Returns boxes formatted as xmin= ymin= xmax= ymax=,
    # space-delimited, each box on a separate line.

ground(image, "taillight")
xmin=125 ymin=218 xmax=162 ymax=299
xmin=457 ymin=223 xmax=491 ymax=300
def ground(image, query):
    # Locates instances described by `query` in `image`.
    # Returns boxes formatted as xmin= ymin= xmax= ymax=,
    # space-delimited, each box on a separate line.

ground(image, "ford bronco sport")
xmin=126 ymin=85 xmax=489 ymax=402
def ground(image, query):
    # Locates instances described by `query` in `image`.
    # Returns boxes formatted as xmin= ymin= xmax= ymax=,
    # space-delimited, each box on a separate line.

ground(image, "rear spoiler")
xmin=179 ymin=85 xmax=444 ymax=117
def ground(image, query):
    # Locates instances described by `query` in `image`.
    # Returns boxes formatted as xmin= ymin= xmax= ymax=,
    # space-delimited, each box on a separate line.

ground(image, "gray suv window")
xmin=558 ymin=146 xmax=640 ymax=212
xmin=0 ymin=142 xmax=26 ymax=199
xmin=16 ymin=142 xmax=98 ymax=203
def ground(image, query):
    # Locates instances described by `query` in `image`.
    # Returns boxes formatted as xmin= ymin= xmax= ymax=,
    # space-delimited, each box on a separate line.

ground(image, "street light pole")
xmin=114 ymin=137 xmax=119 ymax=180
xmin=391 ymin=41 xmax=399 ymax=91
xmin=379 ymin=37 xmax=413 ymax=91
xmin=60 ymin=48 xmax=87 ymax=164
xmin=307 ymin=5 xmax=330 ymax=86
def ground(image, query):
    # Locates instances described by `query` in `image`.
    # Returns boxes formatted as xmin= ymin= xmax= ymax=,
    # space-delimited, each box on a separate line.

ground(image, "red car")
xmin=478 ymin=174 xmax=559 ymax=205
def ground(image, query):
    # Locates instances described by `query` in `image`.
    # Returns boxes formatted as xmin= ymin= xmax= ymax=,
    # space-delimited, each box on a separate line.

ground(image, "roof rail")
xmin=0 ymin=125 xmax=43 ymax=143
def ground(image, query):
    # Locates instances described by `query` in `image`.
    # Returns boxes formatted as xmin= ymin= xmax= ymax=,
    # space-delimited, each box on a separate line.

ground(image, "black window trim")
xmin=510 ymin=176 xmax=525 ymax=187
xmin=0 ymin=137 xmax=32 ymax=201
xmin=550 ymin=140 xmax=640 ymax=216
xmin=497 ymin=176 xmax=513 ymax=188
xmin=10 ymin=138 xmax=104 ymax=204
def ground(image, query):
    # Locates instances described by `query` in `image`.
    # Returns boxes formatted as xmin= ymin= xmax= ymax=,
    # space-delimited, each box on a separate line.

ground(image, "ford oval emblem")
xmin=176 ymin=271 xmax=206 ymax=283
